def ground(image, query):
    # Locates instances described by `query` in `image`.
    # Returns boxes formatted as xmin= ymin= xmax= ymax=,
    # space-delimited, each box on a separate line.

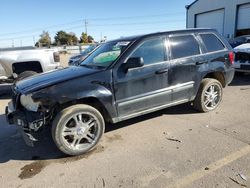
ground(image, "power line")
xmin=0 ymin=12 xmax=183 ymax=37
xmin=89 ymin=19 xmax=184 ymax=27
xmin=0 ymin=20 xmax=83 ymax=37
xmin=87 ymin=12 xmax=183 ymax=21
xmin=0 ymin=19 xmax=185 ymax=41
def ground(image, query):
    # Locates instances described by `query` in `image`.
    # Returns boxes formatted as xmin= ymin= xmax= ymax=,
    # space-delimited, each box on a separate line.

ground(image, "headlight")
xmin=20 ymin=94 xmax=40 ymax=112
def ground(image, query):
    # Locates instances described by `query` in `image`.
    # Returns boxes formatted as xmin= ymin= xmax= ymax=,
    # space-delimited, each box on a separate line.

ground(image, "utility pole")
xmin=85 ymin=19 xmax=88 ymax=36
xmin=12 ymin=39 xmax=14 ymax=48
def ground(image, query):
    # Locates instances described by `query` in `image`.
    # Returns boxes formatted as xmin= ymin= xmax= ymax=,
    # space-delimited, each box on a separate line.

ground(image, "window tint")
xmin=169 ymin=35 xmax=200 ymax=59
xmin=200 ymin=34 xmax=225 ymax=52
xmin=130 ymin=38 xmax=165 ymax=65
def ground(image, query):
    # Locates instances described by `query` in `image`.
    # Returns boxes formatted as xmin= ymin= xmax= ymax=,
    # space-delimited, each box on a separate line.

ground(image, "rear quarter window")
xmin=200 ymin=33 xmax=225 ymax=52
xmin=169 ymin=35 xmax=201 ymax=59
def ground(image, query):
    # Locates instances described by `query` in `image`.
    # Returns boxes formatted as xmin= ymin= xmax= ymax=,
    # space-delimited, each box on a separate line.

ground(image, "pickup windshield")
xmin=80 ymin=41 xmax=131 ymax=68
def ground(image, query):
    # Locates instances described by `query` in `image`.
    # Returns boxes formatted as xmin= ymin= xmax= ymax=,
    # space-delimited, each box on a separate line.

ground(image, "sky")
xmin=0 ymin=0 xmax=194 ymax=48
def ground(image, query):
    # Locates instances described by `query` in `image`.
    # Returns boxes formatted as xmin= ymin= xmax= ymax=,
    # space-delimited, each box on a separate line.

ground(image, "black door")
xmin=168 ymin=34 xmax=203 ymax=102
xmin=113 ymin=37 xmax=171 ymax=118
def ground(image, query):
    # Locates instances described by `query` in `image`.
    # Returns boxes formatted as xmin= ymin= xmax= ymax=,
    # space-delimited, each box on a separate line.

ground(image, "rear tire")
xmin=52 ymin=104 xmax=105 ymax=156
xmin=193 ymin=78 xmax=223 ymax=112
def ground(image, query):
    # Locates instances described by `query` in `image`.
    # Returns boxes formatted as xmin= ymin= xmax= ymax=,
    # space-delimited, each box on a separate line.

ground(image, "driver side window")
xmin=130 ymin=37 xmax=166 ymax=65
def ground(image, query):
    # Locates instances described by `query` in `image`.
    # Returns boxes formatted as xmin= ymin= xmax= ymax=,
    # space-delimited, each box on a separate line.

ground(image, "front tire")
xmin=193 ymin=78 xmax=223 ymax=112
xmin=52 ymin=104 xmax=105 ymax=156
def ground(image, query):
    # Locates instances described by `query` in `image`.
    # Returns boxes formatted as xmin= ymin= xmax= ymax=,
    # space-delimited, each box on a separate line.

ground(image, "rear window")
xmin=169 ymin=35 xmax=200 ymax=59
xmin=200 ymin=34 xmax=225 ymax=52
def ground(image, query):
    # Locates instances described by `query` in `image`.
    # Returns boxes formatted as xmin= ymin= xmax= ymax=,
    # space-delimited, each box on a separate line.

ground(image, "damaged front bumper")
xmin=5 ymin=101 xmax=45 ymax=146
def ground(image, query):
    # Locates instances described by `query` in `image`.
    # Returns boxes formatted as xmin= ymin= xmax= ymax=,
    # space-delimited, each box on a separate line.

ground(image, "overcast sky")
xmin=0 ymin=0 xmax=194 ymax=48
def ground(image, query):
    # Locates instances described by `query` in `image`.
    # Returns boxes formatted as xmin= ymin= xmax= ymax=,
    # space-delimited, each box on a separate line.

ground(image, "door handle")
xmin=155 ymin=69 xmax=169 ymax=75
xmin=195 ymin=61 xmax=207 ymax=65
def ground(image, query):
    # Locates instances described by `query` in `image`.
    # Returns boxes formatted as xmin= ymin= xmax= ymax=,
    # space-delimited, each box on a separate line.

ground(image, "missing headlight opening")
xmin=20 ymin=94 xmax=40 ymax=112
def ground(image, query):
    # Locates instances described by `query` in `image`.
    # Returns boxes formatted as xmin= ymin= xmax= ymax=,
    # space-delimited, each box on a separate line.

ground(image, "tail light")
xmin=229 ymin=51 xmax=234 ymax=65
xmin=53 ymin=52 xmax=60 ymax=63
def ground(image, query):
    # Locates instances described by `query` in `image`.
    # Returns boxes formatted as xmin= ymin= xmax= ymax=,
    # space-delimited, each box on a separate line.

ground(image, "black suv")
xmin=6 ymin=29 xmax=235 ymax=155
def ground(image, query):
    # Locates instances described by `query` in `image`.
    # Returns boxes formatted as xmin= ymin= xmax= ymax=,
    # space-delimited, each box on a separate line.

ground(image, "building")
xmin=186 ymin=0 xmax=250 ymax=38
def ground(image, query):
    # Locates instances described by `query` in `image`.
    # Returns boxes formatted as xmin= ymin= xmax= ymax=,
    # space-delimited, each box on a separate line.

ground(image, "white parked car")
xmin=233 ymin=43 xmax=250 ymax=73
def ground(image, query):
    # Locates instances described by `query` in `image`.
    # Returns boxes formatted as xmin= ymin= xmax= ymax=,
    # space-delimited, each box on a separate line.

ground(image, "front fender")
xmin=31 ymin=73 xmax=117 ymax=119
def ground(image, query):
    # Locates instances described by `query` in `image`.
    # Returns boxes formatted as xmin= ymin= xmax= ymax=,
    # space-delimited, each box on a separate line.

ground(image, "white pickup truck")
xmin=0 ymin=48 xmax=60 ymax=94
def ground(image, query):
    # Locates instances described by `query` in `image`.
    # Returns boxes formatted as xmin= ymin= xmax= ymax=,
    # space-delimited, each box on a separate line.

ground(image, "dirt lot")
xmin=0 ymin=75 xmax=250 ymax=188
xmin=59 ymin=54 xmax=71 ymax=67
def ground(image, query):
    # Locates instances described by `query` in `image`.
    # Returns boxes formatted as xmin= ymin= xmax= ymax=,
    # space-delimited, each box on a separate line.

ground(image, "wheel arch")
xmin=54 ymin=97 xmax=113 ymax=123
xmin=203 ymin=71 xmax=226 ymax=88
xmin=12 ymin=61 xmax=43 ymax=75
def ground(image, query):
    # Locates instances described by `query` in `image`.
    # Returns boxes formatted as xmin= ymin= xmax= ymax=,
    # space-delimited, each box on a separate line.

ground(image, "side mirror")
xmin=122 ymin=57 xmax=144 ymax=72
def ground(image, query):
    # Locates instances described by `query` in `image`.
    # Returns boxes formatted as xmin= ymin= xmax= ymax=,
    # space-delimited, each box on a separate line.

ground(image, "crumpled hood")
xmin=15 ymin=66 xmax=100 ymax=94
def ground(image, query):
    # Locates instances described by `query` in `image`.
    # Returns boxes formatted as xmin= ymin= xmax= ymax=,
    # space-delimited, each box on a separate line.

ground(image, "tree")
xmin=80 ymin=32 xmax=88 ymax=44
xmin=36 ymin=31 xmax=51 ymax=47
xmin=54 ymin=31 xmax=79 ymax=46
xmin=54 ymin=31 xmax=69 ymax=45
xmin=68 ymin=32 xmax=78 ymax=45
xmin=88 ymin=35 xmax=94 ymax=43
xmin=79 ymin=32 xmax=95 ymax=43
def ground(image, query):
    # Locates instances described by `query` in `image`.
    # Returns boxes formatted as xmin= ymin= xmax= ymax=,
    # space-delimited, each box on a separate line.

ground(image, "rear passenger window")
xmin=130 ymin=38 xmax=165 ymax=65
xmin=169 ymin=35 xmax=200 ymax=59
xmin=200 ymin=34 xmax=225 ymax=52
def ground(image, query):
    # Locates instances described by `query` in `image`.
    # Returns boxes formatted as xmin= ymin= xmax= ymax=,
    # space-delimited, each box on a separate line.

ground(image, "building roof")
xmin=185 ymin=0 xmax=199 ymax=9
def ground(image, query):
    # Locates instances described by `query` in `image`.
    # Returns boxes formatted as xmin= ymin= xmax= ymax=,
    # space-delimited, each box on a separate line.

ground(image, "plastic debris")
xmin=229 ymin=177 xmax=247 ymax=187
xmin=239 ymin=174 xmax=247 ymax=181
xmin=167 ymin=138 xmax=182 ymax=143
xmin=240 ymin=88 xmax=250 ymax=91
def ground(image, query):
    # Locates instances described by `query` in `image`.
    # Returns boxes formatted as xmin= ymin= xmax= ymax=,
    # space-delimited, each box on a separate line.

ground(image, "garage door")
xmin=195 ymin=9 xmax=225 ymax=35
xmin=237 ymin=3 xmax=250 ymax=36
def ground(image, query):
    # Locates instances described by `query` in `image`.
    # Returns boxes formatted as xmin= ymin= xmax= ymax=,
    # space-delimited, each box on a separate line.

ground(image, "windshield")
xmin=81 ymin=44 xmax=98 ymax=56
xmin=80 ymin=41 xmax=131 ymax=68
